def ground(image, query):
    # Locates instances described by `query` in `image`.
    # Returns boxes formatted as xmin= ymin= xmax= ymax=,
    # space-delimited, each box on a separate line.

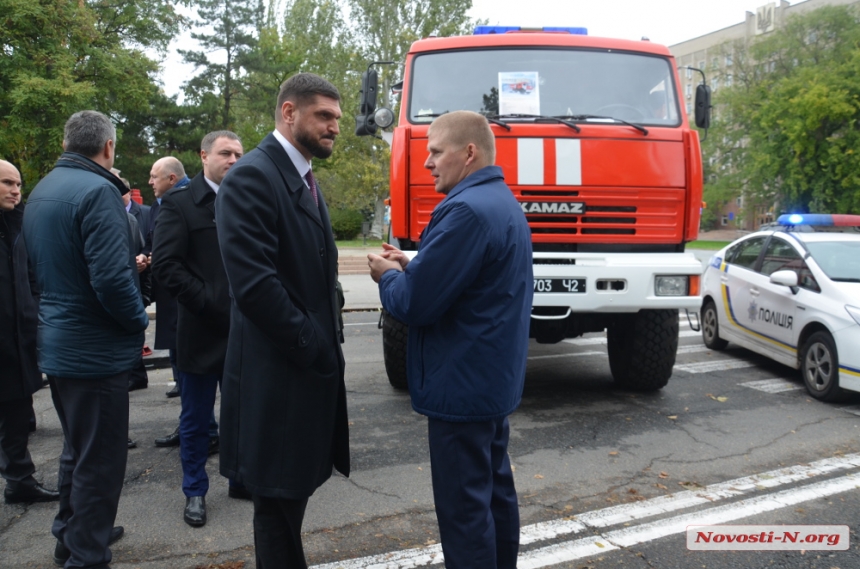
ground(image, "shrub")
xmin=329 ymin=208 xmax=365 ymax=240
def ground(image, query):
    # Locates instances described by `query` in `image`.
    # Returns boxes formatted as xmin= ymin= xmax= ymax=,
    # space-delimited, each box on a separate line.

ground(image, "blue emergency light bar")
xmin=777 ymin=213 xmax=860 ymax=226
xmin=473 ymin=26 xmax=588 ymax=35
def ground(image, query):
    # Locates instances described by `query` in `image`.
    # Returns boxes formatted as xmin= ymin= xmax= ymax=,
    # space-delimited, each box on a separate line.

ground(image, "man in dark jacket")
xmin=216 ymin=73 xmax=349 ymax=568
xmin=151 ymin=131 xmax=245 ymax=527
xmin=369 ymin=111 xmax=534 ymax=569
xmin=23 ymin=110 xmax=148 ymax=569
xmin=121 ymin=185 xmax=151 ymax=393
xmin=0 ymin=159 xmax=59 ymax=505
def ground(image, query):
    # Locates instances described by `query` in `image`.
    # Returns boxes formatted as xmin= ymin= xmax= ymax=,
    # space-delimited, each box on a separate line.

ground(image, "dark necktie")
xmin=304 ymin=170 xmax=318 ymax=207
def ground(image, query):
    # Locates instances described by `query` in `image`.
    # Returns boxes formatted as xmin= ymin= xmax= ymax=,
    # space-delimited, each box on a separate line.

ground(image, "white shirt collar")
xmin=272 ymin=129 xmax=313 ymax=185
xmin=204 ymin=175 xmax=219 ymax=194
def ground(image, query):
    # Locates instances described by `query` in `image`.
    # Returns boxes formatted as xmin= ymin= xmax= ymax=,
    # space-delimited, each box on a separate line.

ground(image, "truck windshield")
xmin=408 ymin=48 xmax=681 ymax=127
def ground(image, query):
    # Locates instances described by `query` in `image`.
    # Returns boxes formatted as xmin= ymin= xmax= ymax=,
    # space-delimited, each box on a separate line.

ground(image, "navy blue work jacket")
xmin=379 ymin=165 xmax=534 ymax=422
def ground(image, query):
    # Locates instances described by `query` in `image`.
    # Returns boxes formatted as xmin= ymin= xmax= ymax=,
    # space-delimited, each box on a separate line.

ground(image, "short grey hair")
xmin=201 ymin=130 xmax=241 ymax=154
xmin=156 ymin=156 xmax=186 ymax=178
xmin=64 ymin=111 xmax=117 ymax=158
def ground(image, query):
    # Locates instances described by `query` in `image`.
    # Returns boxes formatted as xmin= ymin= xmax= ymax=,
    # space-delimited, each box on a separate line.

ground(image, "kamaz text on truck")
xmin=356 ymin=25 xmax=711 ymax=392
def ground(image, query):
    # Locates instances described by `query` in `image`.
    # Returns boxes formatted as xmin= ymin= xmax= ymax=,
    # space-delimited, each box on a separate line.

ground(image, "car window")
xmin=728 ymin=236 xmax=766 ymax=270
xmin=761 ymin=237 xmax=820 ymax=292
xmin=806 ymin=241 xmax=860 ymax=283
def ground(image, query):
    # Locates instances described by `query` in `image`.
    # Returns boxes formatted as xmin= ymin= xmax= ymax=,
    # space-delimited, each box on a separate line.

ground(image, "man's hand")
xmin=379 ymin=243 xmax=410 ymax=270
xmin=135 ymin=254 xmax=148 ymax=273
xmin=368 ymin=253 xmax=403 ymax=283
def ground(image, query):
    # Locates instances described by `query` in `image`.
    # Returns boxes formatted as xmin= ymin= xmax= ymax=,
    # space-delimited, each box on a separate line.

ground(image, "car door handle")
xmin=750 ymin=288 xmax=760 ymax=297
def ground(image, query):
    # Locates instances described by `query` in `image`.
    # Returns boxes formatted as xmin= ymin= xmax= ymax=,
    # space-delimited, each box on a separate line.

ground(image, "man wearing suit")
xmin=216 ymin=73 xmax=349 ymax=568
xmin=120 ymin=186 xmax=151 ymax=392
xmin=152 ymin=132 xmax=245 ymax=527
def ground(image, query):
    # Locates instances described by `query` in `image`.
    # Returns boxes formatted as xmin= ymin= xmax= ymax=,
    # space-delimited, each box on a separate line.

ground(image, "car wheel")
xmin=800 ymin=331 xmax=847 ymax=402
xmin=701 ymin=300 xmax=728 ymax=350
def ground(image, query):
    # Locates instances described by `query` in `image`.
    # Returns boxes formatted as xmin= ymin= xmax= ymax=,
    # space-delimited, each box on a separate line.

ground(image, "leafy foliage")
xmin=704 ymin=5 xmax=860 ymax=216
xmin=329 ymin=207 xmax=366 ymax=240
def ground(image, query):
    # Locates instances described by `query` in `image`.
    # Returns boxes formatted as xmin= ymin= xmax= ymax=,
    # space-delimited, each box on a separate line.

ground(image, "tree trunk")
xmin=370 ymin=196 xmax=386 ymax=239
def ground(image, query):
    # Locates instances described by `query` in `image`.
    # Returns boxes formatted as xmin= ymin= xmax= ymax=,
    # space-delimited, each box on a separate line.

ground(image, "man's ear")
xmin=281 ymin=100 xmax=296 ymax=124
xmin=464 ymin=143 xmax=478 ymax=166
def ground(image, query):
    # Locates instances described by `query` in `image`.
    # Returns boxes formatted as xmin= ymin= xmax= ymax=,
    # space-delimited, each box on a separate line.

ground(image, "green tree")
xmin=706 ymin=5 xmax=860 ymax=215
xmin=179 ymin=0 xmax=263 ymax=130
xmin=0 ymin=0 xmax=182 ymax=191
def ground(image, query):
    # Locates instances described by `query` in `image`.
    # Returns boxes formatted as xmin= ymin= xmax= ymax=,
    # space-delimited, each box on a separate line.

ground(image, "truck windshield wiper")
xmin=490 ymin=114 xmax=580 ymax=133
xmin=414 ymin=112 xmax=511 ymax=130
xmin=559 ymin=114 xmax=648 ymax=135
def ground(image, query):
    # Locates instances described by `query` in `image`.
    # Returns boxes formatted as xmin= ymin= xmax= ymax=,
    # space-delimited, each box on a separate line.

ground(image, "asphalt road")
xmin=3 ymin=309 xmax=859 ymax=568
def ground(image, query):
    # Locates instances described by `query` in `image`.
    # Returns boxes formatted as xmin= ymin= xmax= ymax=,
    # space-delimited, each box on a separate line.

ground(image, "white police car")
xmin=701 ymin=214 xmax=860 ymax=402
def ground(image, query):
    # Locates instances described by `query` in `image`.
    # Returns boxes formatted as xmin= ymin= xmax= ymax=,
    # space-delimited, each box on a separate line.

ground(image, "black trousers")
xmin=428 ymin=416 xmax=520 ymax=569
xmin=252 ymin=494 xmax=310 ymax=569
xmin=49 ymin=373 xmax=129 ymax=569
xmin=0 ymin=395 xmax=37 ymax=487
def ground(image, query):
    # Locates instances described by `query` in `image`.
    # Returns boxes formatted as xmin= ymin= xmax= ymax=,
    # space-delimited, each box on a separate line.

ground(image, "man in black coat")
xmin=216 ymin=73 xmax=349 ymax=568
xmin=121 ymin=186 xmax=151 ymax=392
xmin=145 ymin=158 xmax=185 ymax=403
xmin=151 ymin=132 xmax=245 ymax=527
xmin=0 ymin=159 xmax=60 ymax=505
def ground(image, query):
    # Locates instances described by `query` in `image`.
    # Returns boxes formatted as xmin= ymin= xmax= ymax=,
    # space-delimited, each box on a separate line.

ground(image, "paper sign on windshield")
xmin=499 ymin=72 xmax=540 ymax=115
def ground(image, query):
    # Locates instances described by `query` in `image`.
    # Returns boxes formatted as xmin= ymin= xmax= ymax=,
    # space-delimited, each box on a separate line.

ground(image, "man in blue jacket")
xmin=23 ymin=110 xmax=148 ymax=569
xmin=368 ymin=111 xmax=533 ymax=569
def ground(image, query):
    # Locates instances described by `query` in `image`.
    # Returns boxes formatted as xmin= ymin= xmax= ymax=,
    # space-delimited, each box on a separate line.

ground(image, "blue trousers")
xmin=173 ymin=355 xmax=218 ymax=438
xmin=178 ymin=371 xmax=221 ymax=497
xmin=50 ymin=373 xmax=129 ymax=569
xmin=428 ymin=416 xmax=520 ymax=569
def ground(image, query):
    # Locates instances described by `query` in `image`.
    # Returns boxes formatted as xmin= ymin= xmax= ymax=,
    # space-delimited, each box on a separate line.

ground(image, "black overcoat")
xmin=152 ymin=173 xmax=230 ymax=375
xmin=215 ymin=133 xmax=349 ymax=499
xmin=0 ymin=204 xmax=41 ymax=402
xmin=145 ymin=198 xmax=179 ymax=350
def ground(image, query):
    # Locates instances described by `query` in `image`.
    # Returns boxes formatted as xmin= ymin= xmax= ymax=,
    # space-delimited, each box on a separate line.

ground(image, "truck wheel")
xmin=800 ymin=331 xmax=847 ymax=402
xmin=701 ymin=300 xmax=728 ymax=350
xmin=381 ymin=309 xmax=409 ymax=390
xmin=607 ymin=309 xmax=678 ymax=391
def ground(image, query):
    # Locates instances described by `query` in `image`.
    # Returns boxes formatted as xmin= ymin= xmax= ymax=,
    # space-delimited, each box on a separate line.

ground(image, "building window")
xmin=686 ymin=67 xmax=692 ymax=79
xmin=686 ymin=102 xmax=692 ymax=115
xmin=737 ymin=196 xmax=743 ymax=207
xmin=698 ymin=60 xmax=705 ymax=70
xmin=712 ymin=78 xmax=719 ymax=91
xmin=725 ymin=53 xmax=733 ymax=66
xmin=686 ymin=84 xmax=692 ymax=99
xmin=726 ymin=74 xmax=733 ymax=86
xmin=721 ymin=215 xmax=729 ymax=226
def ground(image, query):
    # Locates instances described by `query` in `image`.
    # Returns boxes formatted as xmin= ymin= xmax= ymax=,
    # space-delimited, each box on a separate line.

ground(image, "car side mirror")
xmin=770 ymin=270 xmax=799 ymax=294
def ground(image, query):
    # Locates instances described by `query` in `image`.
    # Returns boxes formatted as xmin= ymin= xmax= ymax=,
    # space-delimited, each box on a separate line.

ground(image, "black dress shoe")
xmin=154 ymin=426 xmax=180 ymax=447
xmin=208 ymin=436 xmax=219 ymax=456
xmin=128 ymin=379 xmax=148 ymax=392
xmin=128 ymin=438 xmax=137 ymax=449
xmin=184 ymin=496 xmax=206 ymax=527
xmin=228 ymin=485 xmax=252 ymax=500
xmin=53 ymin=526 xmax=124 ymax=566
xmin=4 ymin=482 xmax=60 ymax=504
xmin=165 ymin=384 xmax=180 ymax=398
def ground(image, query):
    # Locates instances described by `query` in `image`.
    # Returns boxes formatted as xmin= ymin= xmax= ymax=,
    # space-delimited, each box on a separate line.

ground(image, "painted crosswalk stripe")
xmin=311 ymin=453 xmax=860 ymax=569
xmin=528 ymin=351 xmax=604 ymax=360
xmin=741 ymin=378 xmax=804 ymax=393
xmin=674 ymin=359 xmax=756 ymax=374
xmin=563 ymin=330 xmax=700 ymax=347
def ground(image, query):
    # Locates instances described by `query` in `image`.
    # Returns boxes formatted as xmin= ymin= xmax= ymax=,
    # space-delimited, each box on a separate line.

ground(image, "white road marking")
xmin=311 ymin=453 xmax=860 ymax=569
xmin=674 ymin=359 xmax=757 ymax=374
xmin=528 ymin=351 xmax=604 ymax=361
xmin=344 ymin=321 xmax=380 ymax=327
xmin=563 ymin=330 xmax=700 ymax=347
xmin=741 ymin=378 xmax=804 ymax=393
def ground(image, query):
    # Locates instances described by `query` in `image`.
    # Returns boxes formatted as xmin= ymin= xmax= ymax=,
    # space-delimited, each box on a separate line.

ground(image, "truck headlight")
xmin=655 ymin=275 xmax=689 ymax=296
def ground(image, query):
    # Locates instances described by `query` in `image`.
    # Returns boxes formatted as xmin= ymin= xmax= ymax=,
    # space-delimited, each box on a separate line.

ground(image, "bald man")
xmin=0 ymin=160 xmax=60 ymax=505
xmin=368 ymin=111 xmax=534 ymax=569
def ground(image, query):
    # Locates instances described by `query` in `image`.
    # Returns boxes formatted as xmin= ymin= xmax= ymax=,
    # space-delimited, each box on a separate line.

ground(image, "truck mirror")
xmin=355 ymin=114 xmax=378 ymax=136
xmin=694 ymin=84 xmax=711 ymax=129
xmin=359 ymin=70 xmax=379 ymax=115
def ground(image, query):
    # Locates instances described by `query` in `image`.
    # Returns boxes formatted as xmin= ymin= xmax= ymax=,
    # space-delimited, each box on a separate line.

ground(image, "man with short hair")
xmin=23 ymin=110 xmax=148 ymax=568
xmin=0 ymin=159 xmax=60 ymax=505
xmin=216 ymin=73 xmax=350 ymax=568
xmin=368 ymin=110 xmax=534 ymax=569
xmin=152 ymin=131 xmax=245 ymax=527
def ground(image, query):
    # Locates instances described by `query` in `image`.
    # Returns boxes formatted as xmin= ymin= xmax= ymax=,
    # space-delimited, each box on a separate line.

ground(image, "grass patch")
xmin=336 ymin=238 xmax=384 ymax=248
xmin=688 ymin=240 xmax=731 ymax=250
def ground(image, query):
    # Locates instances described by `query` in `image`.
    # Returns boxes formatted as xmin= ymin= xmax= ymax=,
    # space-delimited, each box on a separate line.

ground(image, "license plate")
xmin=533 ymin=278 xmax=586 ymax=293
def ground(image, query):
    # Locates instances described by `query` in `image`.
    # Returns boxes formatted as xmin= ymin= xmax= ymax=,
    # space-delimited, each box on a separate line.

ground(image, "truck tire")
xmin=381 ymin=309 xmax=409 ymax=390
xmin=607 ymin=309 xmax=679 ymax=391
xmin=800 ymin=331 xmax=847 ymax=402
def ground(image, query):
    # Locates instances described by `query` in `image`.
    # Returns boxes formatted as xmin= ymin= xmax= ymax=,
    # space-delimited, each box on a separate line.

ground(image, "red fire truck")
xmin=356 ymin=26 xmax=711 ymax=392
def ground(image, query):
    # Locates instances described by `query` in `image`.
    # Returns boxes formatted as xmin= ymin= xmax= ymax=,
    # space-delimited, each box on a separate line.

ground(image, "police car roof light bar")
xmin=777 ymin=213 xmax=860 ymax=227
xmin=473 ymin=26 xmax=588 ymax=35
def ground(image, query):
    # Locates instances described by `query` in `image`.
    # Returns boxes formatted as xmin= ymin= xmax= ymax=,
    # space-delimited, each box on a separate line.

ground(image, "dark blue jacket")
xmin=379 ymin=166 xmax=534 ymax=421
xmin=23 ymin=153 xmax=148 ymax=379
